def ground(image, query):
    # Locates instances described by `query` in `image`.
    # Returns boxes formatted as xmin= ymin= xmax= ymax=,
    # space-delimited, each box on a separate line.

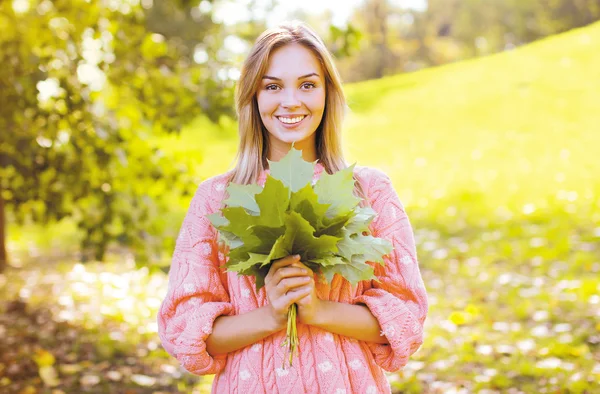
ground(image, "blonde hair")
xmin=230 ymin=21 xmax=367 ymax=204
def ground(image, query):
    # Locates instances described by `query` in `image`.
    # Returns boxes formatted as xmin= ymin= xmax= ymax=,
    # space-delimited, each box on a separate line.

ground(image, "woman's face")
xmin=256 ymin=43 xmax=326 ymax=161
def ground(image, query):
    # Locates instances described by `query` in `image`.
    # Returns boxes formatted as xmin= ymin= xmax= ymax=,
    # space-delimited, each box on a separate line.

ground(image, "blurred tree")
xmin=424 ymin=0 xmax=600 ymax=61
xmin=328 ymin=24 xmax=363 ymax=58
xmin=345 ymin=0 xmax=394 ymax=80
xmin=0 ymin=0 xmax=237 ymax=271
xmin=334 ymin=0 xmax=600 ymax=81
xmin=0 ymin=186 xmax=5 ymax=269
xmin=281 ymin=6 xmax=363 ymax=61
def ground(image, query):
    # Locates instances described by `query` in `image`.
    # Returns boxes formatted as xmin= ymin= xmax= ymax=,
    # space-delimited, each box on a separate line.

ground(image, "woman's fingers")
xmin=266 ymin=256 xmax=312 ymax=287
xmin=263 ymin=255 xmax=315 ymax=325
xmin=291 ymin=260 xmax=311 ymax=271
xmin=265 ymin=255 xmax=300 ymax=284
xmin=273 ymin=266 xmax=311 ymax=284
xmin=276 ymin=276 xmax=310 ymax=295
xmin=284 ymin=285 xmax=313 ymax=307
xmin=273 ymin=254 xmax=300 ymax=269
xmin=270 ymin=281 xmax=309 ymax=314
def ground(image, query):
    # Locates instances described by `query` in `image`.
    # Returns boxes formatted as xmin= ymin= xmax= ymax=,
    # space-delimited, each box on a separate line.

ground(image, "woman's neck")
xmin=267 ymin=138 xmax=317 ymax=163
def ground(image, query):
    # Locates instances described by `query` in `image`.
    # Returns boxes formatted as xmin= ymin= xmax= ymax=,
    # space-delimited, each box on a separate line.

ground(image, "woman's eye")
xmin=265 ymin=84 xmax=280 ymax=91
xmin=301 ymin=82 xmax=316 ymax=89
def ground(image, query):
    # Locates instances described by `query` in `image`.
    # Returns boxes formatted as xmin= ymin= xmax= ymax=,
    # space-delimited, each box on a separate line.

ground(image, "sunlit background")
xmin=1 ymin=0 xmax=599 ymax=393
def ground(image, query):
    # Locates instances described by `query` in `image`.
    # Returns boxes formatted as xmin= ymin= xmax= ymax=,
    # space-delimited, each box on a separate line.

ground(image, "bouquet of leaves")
xmin=207 ymin=147 xmax=393 ymax=367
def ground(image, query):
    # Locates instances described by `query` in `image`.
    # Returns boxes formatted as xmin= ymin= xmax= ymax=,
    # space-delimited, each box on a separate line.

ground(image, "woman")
xmin=157 ymin=21 xmax=428 ymax=393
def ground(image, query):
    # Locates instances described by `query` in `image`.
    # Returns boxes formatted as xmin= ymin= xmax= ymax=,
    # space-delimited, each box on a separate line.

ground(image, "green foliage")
xmin=314 ymin=163 xmax=361 ymax=218
xmin=328 ymin=23 xmax=363 ymax=58
xmin=254 ymin=177 xmax=291 ymax=228
xmin=208 ymin=146 xmax=393 ymax=290
xmin=221 ymin=183 xmax=262 ymax=213
xmin=266 ymin=143 xmax=316 ymax=193
xmin=0 ymin=0 xmax=237 ymax=264
xmin=289 ymin=183 xmax=330 ymax=230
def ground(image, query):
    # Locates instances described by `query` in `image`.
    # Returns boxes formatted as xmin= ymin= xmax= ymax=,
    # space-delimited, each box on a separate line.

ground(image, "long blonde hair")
xmin=230 ymin=21 xmax=367 ymax=203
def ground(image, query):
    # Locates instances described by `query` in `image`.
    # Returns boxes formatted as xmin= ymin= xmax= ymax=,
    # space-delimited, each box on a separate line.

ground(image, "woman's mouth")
xmin=276 ymin=115 xmax=307 ymax=127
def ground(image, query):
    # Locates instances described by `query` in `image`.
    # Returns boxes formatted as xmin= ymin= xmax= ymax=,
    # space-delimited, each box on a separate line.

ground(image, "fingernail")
xmin=294 ymin=254 xmax=301 ymax=259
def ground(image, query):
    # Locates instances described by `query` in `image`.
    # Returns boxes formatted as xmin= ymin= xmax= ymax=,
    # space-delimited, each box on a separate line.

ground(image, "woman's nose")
xmin=281 ymin=89 xmax=301 ymax=108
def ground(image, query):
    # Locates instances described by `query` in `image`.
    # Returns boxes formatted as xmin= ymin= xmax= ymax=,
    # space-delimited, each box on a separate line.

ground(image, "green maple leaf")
xmin=218 ymin=229 xmax=243 ymax=249
xmin=248 ymin=225 xmax=286 ymax=262
xmin=208 ymin=210 xmax=250 ymax=250
xmin=282 ymin=211 xmax=341 ymax=261
xmin=336 ymin=230 xmax=366 ymax=261
xmin=304 ymin=254 xmax=335 ymax=276
xmin=356 ymin=234 xmax=394 ymax=265
xmin=207 ymin=212 xmax=229 ymax=228
xmin=313 ymin=163 xmax=361 ymax=218
xmin=228 ymin=252 xmax=270 ymax=274
xmin=220 ymin=206 xmax=259 ymax=235
xmin=337 ymin=230 xmax=393 ymax=265
xmin=219 ymin=217 xmax=285 ymax=269
xmin=264 ymin=235 xmax=289 ymax=267
xmin=236 ymin=235 xmax=290 ymax=290
xmin=268 ymin=146 xmax=315 ymax=193
xmin=310 ymin=255 xmax=345 ymax=285
xmin=320 ymin=255 xmax=375 ymax=286
xmin=223 ymin=183 xmax=262 ymax=213
xmin=344 ymin=206 xmax=377 ymax=234
xmin=220 ymin=208 xmax=268 ymax=258
xmin=255 ymin=176 xmax=290 ymax=227
xmin=289 ymin=183 xmax=330 ymax=229
xmin=225 ymin=249 xmax=245 ymax=266
xmin=250 ymin=264 xmax=271 ymax=291
xmin=251 ymin=225 xmax=285 ymax=244
xmin=317 ymin=210 xmax=354 ymax=237
xmin=309 ymin=255 xmax=345 ymax=267
xmin=230 ymin=254 xmax=288 ymax=291
xmin=225 ymin=226 xmax=266 ymax=265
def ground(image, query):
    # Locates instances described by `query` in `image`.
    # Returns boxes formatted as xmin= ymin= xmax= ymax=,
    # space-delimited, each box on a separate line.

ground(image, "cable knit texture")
xmin=157 ymin=163 xmax=429 ymax=393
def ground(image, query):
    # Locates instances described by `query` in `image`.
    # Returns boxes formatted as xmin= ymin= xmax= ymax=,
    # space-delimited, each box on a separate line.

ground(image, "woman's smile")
xmin=276 ymin=115 xmax=308 ymax=127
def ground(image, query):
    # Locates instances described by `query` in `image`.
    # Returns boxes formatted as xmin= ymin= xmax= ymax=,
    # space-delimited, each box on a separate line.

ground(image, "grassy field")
xmin=3 ymin=21 xmax=600 ymax=393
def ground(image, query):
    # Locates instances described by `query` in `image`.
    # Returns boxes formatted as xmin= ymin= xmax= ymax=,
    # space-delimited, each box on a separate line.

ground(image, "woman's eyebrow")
xmin=262 ymin=73 xmax=320 ymax=81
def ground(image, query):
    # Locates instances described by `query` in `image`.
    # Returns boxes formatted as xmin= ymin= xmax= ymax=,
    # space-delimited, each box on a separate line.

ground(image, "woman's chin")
xmin=273 ymin=130 xmax=314 ymax=145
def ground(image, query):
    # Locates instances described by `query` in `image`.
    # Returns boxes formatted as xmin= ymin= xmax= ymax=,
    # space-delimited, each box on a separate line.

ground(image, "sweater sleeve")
xmin=351 ymin=169 xmax=428 ymax=372
xmin=157 ymin=178 xmax=234 ymax=376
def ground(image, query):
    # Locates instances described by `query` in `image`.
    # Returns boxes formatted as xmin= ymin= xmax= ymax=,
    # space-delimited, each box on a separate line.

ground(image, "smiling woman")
xmin=157 ymin=21 xmax=428 ymax=394
xmin=231 ymin=21 xmax=348 ymax=185
xmin=256 ymin=44 xmax=326 ymax=162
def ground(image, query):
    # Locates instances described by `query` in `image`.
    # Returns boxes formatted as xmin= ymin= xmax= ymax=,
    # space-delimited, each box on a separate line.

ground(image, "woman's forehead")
xmin=264 ymin=43 xmax=323 ymax=79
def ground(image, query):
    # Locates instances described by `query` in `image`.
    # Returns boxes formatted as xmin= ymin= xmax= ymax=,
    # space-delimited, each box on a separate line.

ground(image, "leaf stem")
xmin=281 ymin=303 xmax=298 ymax=368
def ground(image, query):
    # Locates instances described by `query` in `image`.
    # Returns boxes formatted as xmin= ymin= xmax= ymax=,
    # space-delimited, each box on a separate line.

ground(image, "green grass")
xmin=343 ymin=21 xmax=600 ymax=219
xmin=5 ymin=21 xmax=600 ymax=393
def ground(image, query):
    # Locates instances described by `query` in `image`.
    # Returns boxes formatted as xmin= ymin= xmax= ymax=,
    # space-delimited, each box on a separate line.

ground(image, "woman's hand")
xmin=264 ymin=255 xmax=313 ymax=331
xmin=293 ymin=261 xmax=323 ymax=326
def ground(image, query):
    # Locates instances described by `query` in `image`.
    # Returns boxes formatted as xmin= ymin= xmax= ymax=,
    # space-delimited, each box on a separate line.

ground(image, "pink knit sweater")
xmin=157 ymin=163 xmax=428 ymax=393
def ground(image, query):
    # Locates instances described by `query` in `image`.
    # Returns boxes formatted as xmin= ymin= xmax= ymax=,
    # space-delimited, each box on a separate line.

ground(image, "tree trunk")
xmin=0 ymin=185 xmax=7 ymax=273
xmin=371 ymin=0 xmax=388 ymax=79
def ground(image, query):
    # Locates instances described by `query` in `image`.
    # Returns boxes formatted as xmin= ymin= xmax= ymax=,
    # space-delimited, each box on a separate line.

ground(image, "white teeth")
xmin=278 ymin=116 xmax=305 ymax=124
